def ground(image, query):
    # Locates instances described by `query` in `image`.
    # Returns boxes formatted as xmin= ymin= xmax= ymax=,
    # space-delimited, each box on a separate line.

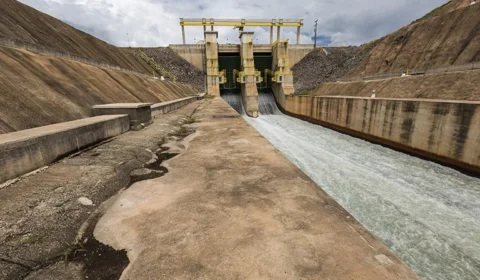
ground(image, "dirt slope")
xmin=311 ymin=70 xmax=480 ymax=101
xmin=0 ymin=47 xmax=197 ymax=134
xmin=0 ymin=0 xmax=153 ymax=74
xmin=348 ymin=1 xmax=480 ymax=76
xmin=131 ymin=47 xmax=205 ymax=91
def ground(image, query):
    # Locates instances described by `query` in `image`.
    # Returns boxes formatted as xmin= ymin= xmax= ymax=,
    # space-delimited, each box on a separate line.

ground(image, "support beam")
xmin=181 ymin=25 xmax=186 ymax=45
xmin=297 ymin=26 xmax=301 ymax=45
xmin=270 ymin=26 xmax=273 ymax=44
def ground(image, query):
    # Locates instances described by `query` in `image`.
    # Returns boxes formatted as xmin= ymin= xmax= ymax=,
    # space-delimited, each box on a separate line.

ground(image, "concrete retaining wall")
xmin=0 ymin=115 xmax=130 ymax=183
xmin=151 ymin=96 xmax=198 ymax=116
xmin=289 ymin=45 xmax=315 ymax=66
xmin=169 ymin=44 xmax=205 ymax=71
xmin=283 ymin=95 xmax=480 ymax=172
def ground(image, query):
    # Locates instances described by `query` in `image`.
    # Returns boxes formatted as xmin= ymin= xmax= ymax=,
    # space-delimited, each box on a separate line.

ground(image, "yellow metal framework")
xmin=180 ymin=18 xmax=304 ymax=45
xmin=180 ymin=18 xmax=303 ymax=27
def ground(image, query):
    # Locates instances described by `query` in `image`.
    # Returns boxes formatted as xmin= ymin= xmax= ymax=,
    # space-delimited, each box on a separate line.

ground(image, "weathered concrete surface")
xmin=0 ymin=115 xmax=130 ymax=184
xmin=169 ymin=44 xmax=205 ymax=71
xmin=0 ymin=101 xmax=203 ymax=279
xmin=93 ymin=103 xmax=153 ymax=130
xmin=288 ymin=44 xmax=315 ymax=67
xmin=151 ymin=96 xmax=198 ymax=116
xmin=205 ymin=32 xmax=220 ymax=96
xmin=283 ymin=95 xmax=480 ymax=173
xmin=240 ymin=32 xmax=259 ymax=118
xmin=95 ymin=97 xmax=418 ymax=279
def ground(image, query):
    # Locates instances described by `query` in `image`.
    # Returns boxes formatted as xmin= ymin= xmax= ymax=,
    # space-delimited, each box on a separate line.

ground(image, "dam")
xmin=1 ymin=3 xmax=480 ymax=279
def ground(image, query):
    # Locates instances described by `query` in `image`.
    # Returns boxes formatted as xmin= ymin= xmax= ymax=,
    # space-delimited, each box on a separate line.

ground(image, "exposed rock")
xmin=78 ymin=197 xmax=93 ymax=206
xmin=135 ymin=47 xmax=205 ymax=92
xmin=292 ymin=42 xmax=378 ymax=94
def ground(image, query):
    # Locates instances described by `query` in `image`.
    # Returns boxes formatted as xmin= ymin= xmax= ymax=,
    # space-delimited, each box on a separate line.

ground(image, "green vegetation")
xmin=57 ymin=241 xmax=87 ymax=261
xmin=416 ymin=1 xmax=451 ymax=22
xmin=137 ymin=50 xmax=177 ymax=82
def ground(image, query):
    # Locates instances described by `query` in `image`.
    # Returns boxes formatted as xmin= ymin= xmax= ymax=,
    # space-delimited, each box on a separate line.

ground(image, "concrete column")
xmin=211 ymin=26 xmax=214 ymax=31
xmin=297 ymin=26 xmax=301 ymax=45
xmin=270 ymin=26 xmax=273 ymax=44
xmin=271 ymin=40 xmax=294 ymax=108
xmin=181 ymin=25 xmax=186 ymax=45
xmin=205 ymin=31 xmax=220 ymax=96
xmin=277 ymin=26 xmax=281 ymax=41
xmin=239 ymin=32 xmax=259 ymax=117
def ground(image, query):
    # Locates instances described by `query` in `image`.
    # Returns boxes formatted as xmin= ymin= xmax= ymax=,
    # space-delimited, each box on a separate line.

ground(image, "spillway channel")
xmin=222 ymin=92 xmax=480 ymax=280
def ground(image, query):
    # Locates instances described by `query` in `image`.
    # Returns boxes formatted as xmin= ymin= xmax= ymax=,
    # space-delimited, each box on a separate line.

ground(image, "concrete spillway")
xmin=222 ymin=92 xmax=480 ymax=280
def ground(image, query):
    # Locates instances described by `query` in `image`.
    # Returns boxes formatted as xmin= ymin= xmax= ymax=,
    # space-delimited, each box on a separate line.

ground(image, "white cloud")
xmin=18 ymin=0 xmax=449 ymax=47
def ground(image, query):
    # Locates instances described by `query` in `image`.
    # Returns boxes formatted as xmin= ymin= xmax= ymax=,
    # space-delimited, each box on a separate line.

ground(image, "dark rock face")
xmin=140 ymin=47 xmax=205 ymax=92
xmin=292 ymin=42 xmax=378 ymax=95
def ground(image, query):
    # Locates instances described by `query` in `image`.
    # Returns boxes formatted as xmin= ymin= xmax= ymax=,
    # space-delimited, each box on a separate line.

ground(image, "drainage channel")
xmin=221 ymin=92 xmax=480 ymax=280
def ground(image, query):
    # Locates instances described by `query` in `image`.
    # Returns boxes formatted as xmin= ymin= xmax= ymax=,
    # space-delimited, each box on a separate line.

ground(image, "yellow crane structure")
xmin=179 ymin=18 xmax=304 ymax=45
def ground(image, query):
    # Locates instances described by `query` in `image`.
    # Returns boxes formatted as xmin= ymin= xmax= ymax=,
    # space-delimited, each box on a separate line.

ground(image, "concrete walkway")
xmin=95 ymin=98 xmax=418 ymax=279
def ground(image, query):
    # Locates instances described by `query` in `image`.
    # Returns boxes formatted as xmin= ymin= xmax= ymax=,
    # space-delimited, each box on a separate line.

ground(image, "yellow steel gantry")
xmin=180 ymin=18 xmax=304 ymax=45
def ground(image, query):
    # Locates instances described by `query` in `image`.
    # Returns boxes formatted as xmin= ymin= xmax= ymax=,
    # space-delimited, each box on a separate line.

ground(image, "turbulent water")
xmin=222 ymin=92 xmax=480 ymax=280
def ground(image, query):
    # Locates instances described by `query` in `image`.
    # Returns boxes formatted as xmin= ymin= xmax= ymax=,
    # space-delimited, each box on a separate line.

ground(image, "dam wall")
xmin=282 ymin=95 xmax=480 ymax=172
xmin=169 ymin=44 xmax=314 ymax=71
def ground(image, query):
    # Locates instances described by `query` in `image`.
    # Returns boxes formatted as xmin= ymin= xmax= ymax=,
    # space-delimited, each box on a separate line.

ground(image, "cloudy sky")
xmin=19 ymin=0 xmax=449 ymax=47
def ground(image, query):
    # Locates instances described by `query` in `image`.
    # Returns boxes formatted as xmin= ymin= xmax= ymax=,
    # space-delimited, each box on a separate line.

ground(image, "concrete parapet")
xmin=0 ymin=115 xmax=130 ymax=183
xmin=282 ymin=96 xmax=480 ymax=173
xmin=151 ymin=96 xmax=197 ymax=116
xmin=93 ymin=103 xmax=152 ymax=130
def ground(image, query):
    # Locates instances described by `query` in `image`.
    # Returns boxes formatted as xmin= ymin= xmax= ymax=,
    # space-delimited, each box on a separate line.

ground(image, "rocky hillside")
xmin=293 ymin=41 xmax=379 ymax=94
xmin=0 ymin=0 xmax=153 ymax=74
xmin=132 ymin=47 xmax=205 ymax=92
xmin=293 ymin=0 xmax=480 ymax=94
xmin=348 ymin=1 xmax=480 ymax=76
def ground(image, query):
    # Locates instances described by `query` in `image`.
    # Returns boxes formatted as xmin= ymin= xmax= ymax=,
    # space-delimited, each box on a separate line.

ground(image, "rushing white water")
xmin=224 ymin=92 xmax=480 ymax=280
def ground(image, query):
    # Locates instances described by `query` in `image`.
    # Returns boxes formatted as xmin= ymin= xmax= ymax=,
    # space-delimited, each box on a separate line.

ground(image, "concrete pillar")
xmin=277 ymin=26 xmax=281 ymax=41
xmin=271 ymin=40 xmax=294 ymax=108
xmin=270 ymin=26 xmax=273 ymax=44
xmin=239 ymin=32 xmax=259 ymax=117
xmin=181 ymin=25 xmax=186 ymax=45
xmin=297 ymin=26 xmax=301 ymax=45
xmin=211 ymin=26 xmax=214 ymax=31
xmin=205 ymin=32 xmax=220 ymax=96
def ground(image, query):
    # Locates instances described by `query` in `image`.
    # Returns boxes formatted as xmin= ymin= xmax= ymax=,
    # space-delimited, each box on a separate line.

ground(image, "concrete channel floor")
xmin=0 ymin=101 xmax=203 ymax=279
xmin=95 ymin=98 xmax=418 ymax=279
